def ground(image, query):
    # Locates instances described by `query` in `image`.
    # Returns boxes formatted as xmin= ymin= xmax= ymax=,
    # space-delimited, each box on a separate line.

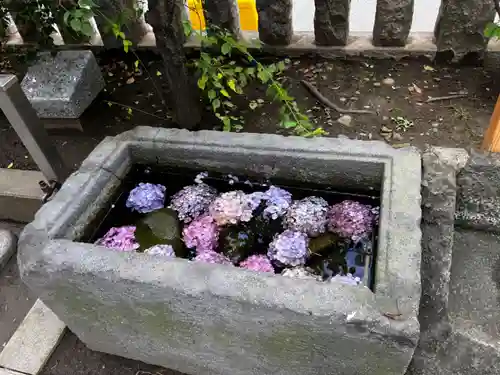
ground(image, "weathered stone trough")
xmin=18 ymin=127 xmax=422 ymax=375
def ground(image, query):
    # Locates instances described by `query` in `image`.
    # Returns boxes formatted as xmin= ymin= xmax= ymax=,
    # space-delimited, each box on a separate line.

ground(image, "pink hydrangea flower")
xmin=208 ymin=191 xmax=257 ymax=226
xmin=328 ymin=200 xmax=375 ymax=241
xmin=169 ymin=183 xmax=217 ymax=223
xmin=240 ymin=255 xmax=274 ymax=273
xmin=194 ymin=250 xmax=232 ymax=265
xmin=284 ymin=196 xmax=329 ymax=237
xmin=95 ymin=226 xmax=139 ymax=252
xmin=182 ymin=215 xmax=220 ymax=253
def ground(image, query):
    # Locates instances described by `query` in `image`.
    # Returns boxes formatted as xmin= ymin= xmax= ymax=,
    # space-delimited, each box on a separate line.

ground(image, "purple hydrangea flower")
xmin=328 ymin=200 xmax=375 ymax=241
xmin=194 ymin=250 xmax=232 ymax=265
xmin=331 ymin=273 xmax=362 ymax=286
xmin=262 ymin=186 xmax=292 ymax=220
xmin=170 ymin=183 xmax=217 ymax=223
xmin=95 ymin=226 xmax=139 ymax=252
xmin=240 ymin=255 xmax=274 ymax=273
xmin=208 ymin=190 xmax=258 ymax=226
xmin=144 ymin=244 xmax=175 ymax=257
xmin=126 ymin=183 xmax=166 ymax=213
xmin=182 ymin=215 xmax=220 ymax=253
xmin=283 ymin=196 xmax=329 ymax=237
xmin=268 ymin=230 xmax=309 ymax=266
xmin=281 ymin=267 xmax=316 ymax=280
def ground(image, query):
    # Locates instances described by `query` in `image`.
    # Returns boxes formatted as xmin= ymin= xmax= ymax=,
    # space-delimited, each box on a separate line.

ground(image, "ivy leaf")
xmin=212 ymin=98 xmax=221 ymax=110
xmin=198 ymin=75 xmax=208 ymax=90
xmin=220 ymin=89 xmax=230 ymax=98
xmin=221 ymin=42 xmax=231 ymax=55
xmin=484 ymin=22 xmax=500 ymax=38
xmin=70 ymin=18 xmax=82 ymax=32
xmin=257 ymin=69 xmax=270 ymax=84
xmin=81 ymin=22 xmax=94 ymax=36
xmin=283 ymin=121 xmax=297 ymax=129
xmin=123 ymin=39 xmax=132 ymax=53
xmin=227 ymin=79 xmax=237 ymax=92
xmin=208 ymin=90 xmax=216 ymax=100
xmin=222 ymin=117 xmax=232 ymax=131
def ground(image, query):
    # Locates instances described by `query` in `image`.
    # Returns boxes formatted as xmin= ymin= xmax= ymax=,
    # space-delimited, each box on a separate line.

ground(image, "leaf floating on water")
xmin=423 ymin=65 xmax=435 ymax=72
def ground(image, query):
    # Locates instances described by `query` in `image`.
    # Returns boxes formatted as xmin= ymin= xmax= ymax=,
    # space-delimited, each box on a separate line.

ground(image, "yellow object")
xmin=188 ymin=0 xmax=258 ymax=31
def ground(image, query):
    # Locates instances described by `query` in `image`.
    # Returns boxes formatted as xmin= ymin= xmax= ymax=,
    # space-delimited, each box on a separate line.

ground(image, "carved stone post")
xmin=434 ymin=0 xmax=495 ymax=60
xmin=255 ymin=0 xmax=293 ymax=45
xmin=314 ymin=0 xmax=350 ymax=46
xmin=373 ymin=0 xmax=414 ymax=46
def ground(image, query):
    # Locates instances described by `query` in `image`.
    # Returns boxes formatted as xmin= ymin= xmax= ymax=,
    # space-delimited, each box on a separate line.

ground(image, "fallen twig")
xmin=425 ymin=94 xmax=467 ymax=103
xmin=301 ymin=80 xmax=375 ymax=115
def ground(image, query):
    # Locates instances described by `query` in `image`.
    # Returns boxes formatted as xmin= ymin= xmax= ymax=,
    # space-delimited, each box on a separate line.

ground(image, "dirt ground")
xmin=41 ymin=332 xmax=182 ymax=375
xmin=1 ymin=50 xmax=498 ymax=374
xmin=0 ymin=51 xmax=497 ymax=171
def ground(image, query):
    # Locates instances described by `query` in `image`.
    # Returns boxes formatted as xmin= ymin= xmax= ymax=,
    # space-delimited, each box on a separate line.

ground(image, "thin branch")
xmin=105 ymin=100 xmax=170 ymax=120
xmin=301 ymin=80 xmax=376 ymax=115
xmin=425 ymin=94 xmax=467 ymax=103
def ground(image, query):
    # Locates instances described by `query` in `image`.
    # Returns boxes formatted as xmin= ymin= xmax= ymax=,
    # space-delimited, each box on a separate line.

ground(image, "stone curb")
xmin=0 ymin=230 xmax=16 ymax=271
xmin=0 ymin=299 xmax=65 ymax=375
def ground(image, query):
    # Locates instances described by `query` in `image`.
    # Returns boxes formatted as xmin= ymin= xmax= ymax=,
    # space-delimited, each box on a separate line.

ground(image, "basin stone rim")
xmin=17 ymin=127 xmax=422 ymax=341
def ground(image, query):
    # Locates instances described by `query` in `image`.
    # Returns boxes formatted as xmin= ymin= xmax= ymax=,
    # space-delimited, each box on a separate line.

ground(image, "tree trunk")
xmin=147 ymin=0 xmax=202 ymax=129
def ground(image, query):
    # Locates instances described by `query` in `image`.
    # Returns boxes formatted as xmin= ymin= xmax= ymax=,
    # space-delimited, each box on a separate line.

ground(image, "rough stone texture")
xmin=373 ymin=0 xmax=414 ymax=47
xmin=313 ymin=0 xmax=350 ymax=46
xmin=18 ymin=128 xmax=422 ymax=375
xmin=455 ymin=150 xmax=500 ymax=232
xmin=0 ymin=169 xmax=44 ymax=223
xmin=203 ymin=0 xmax=240 ymax=36
xmin=0 ymin=299 xmax=66 ymax=375
xmin=434 ymin=0 xmax=495 ymax=61
xmin=0 ymin=230 xmax=16 ymax=271
xmin=21 ymin=51 xmax=104 ymax=119
xmin=255 ymin=0 xmax=293 ymax=45
xmin=408 ymin=148 xmax=500 ymax=375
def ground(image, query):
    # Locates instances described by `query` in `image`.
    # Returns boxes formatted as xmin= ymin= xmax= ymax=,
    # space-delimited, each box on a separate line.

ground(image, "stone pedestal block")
xmin=21 ymin=51 xmax=104 ymax=125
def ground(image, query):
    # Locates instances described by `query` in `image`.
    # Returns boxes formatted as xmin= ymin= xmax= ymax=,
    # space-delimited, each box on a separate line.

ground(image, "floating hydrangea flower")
xmin=281 ymin=267 xmax=316 ymax=280
xmin=328 ymin=200 xmax=375 ymax=241
xmin=182 ymin=215 xmax=219 ymax=253
xmin=144 ymin=244 xmax=175 ymax=257
xmin=331 ymin=273 xmax=362 ymax=286
xmin=283 ymin=196 xmax=329 ymax=237
xmin=268 ymin=230 xmax=309 ymax=266
xmin=209 ymin=190 xmax=258 ymax=226
xmin=126 ymin=183 xmax=166 ymax=213
xmin=170 ymin=183 xmax=217 ymax=223
xmin=95 ymin=226 xmax=139 ymax=252
xmin=240 ymin=255 xmax=274 ymax=273
xmin=194 ymin=250 xmax=232 ymax=265
xmin=262 ymin=186 xmax=292 ymax=220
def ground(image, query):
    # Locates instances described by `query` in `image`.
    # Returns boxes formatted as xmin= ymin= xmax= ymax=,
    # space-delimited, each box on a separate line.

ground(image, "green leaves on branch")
xmin=191 ymin=26 xmax=324 ymax=137
xmin=485 ymin=22 xmax=500 ymax=39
